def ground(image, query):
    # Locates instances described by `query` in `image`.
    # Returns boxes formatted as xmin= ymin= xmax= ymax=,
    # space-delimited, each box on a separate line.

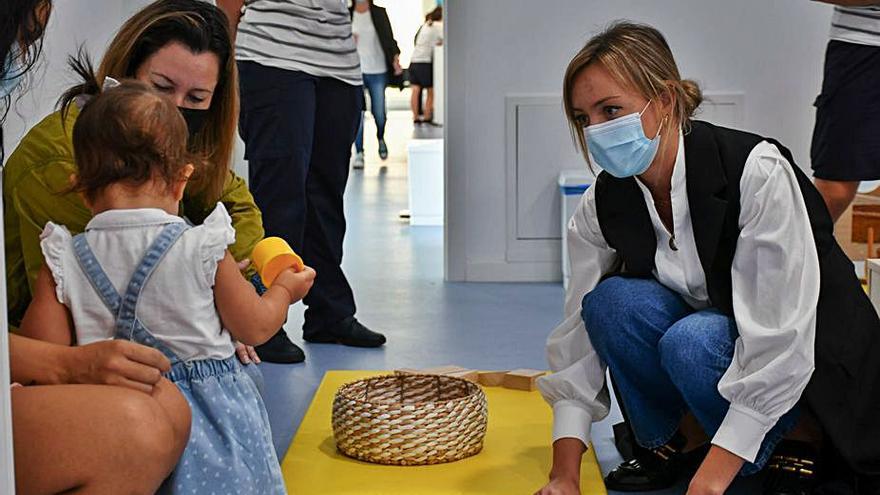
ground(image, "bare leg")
xmin=411 ymin=85 xmax=422 ymax=121
xmin=425 ymin=88 xmax=435 ymax=121
xmin=815 ymin=178 xmax=860 ymax=223
xmin=13 ymin=378 xmax=190 ymax=495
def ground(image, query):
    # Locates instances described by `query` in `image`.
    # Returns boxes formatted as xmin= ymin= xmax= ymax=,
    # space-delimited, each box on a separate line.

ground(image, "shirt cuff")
xmin=552 ymin=400 xmax=593 ymax=447
xmin=712 ymin=404 xmax=776 ymax=463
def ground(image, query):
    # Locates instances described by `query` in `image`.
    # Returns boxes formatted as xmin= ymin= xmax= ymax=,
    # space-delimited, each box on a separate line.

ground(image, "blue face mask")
xmin=1 ymin=48 xmax=26 ymax=99
xmin=584 ymin=100 xmax=663 ymax=178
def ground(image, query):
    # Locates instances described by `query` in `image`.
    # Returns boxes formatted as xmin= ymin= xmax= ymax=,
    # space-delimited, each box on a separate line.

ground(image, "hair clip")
xmin=102 ymin=76 xmax=121 ymax=91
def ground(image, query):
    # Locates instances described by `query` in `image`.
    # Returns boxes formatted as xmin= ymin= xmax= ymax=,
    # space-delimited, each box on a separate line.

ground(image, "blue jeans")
xmin=355 ymin=71 xmax=388 ymax=153
xmin=582 ymin=276 xmax=800 ymax=475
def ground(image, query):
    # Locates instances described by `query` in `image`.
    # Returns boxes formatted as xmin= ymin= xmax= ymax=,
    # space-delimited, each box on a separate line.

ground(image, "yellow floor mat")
xmin=282 ymin=370 xmax=606 ymax=495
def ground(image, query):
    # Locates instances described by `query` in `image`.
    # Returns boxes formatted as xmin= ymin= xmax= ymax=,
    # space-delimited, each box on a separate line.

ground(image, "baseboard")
xmin=465 ymin=260 xmax=562 ymax=282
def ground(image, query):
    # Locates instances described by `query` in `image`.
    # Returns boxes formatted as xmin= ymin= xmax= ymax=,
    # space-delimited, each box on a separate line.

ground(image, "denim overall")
xmin=72 ymin=223 xmax=286 ymax=495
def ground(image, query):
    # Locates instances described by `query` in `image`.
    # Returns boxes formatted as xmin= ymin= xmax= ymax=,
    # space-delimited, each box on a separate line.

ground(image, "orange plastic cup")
xmin=251 ymin=237 xmax=304 ymax=286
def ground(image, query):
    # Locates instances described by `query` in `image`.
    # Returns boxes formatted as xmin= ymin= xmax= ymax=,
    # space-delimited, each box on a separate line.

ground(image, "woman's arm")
xmin=534 ymin=438 xmax=587 ymax=494
xmin=9 ymin=334 xmax=171 ymax=393
xmin=217 ymin=0 xmax=245 ymax=38
xmin=213 ymin=251 xmax=315 ymax=346
xmin=696 ymin=142 xmax=820 ymax=492
xmin=535 ymin=187 xmax=618 ymax=495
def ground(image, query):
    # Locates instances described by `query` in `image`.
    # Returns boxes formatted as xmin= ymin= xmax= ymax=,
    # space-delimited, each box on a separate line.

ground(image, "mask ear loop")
xmin=654 ymin=113 xmax=669 ymax=140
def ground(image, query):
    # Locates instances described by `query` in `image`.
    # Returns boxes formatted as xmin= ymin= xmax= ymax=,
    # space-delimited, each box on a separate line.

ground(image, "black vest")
xmin=595 ymin=120 xmax=880 ymax=475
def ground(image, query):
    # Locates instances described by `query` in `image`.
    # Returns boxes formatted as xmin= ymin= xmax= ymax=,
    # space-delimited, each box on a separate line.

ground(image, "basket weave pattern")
xmin=332 ymin=374 xmax=488 ymax=465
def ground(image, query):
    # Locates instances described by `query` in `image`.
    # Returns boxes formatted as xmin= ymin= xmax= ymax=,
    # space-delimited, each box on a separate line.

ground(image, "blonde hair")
xmin=61 ymin=0 xmax=237 ymax=203
xmin=563 ymin=21 xmax=702 ymax=163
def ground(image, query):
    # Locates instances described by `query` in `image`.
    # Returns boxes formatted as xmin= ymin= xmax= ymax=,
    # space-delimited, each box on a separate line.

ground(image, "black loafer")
xmin=605 ymin=435 xmax=708 ymax=492
xmin=763 ymin=441 xmax=819 ymax=495
xmin=254 ymin=330 xmax=305 ymax=364
xmin=303 ymin=317 xmax=386 ymax=348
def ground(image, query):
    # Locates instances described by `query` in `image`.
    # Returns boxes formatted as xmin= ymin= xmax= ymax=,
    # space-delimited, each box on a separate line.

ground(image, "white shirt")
xmin=538 ymin=137 xmax=820 ymax=463
xmin=829 ymin=5 xmax=880 ymax=47
xmin=352 ymin=10 xmax=386 ymax=75
xmin=40 ymin=203 xmax=237 ymax=361
xmin=411 ymin=22 xmax=443 ymax=63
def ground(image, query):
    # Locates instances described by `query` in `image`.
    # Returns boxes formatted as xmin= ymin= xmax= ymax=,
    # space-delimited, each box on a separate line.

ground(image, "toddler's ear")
xmin=172 ymin=164 xmax=195 ymax=201
xmin=70 ymin=174 xmax=92 ymax=209
xmin=181 ymin=163 xmax=195 ymax=181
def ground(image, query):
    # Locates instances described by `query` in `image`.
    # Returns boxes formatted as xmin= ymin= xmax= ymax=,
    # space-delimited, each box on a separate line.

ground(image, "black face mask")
xmin=178 ymin=107 xmax=209 ymax=141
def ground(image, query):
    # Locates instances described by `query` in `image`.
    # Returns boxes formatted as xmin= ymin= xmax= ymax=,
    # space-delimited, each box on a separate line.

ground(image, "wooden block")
xmin=421 ymin=365 xmax=468 ymax=375
xmin=394 ymin=365 xmax=468 ymax=376
xmin=503 ymin=369 xmax=547 ymax=391
xmin=446 ymin=369 xmax=479 ymax=382
xmin=477 ymin=371 xmax=508 ymax=387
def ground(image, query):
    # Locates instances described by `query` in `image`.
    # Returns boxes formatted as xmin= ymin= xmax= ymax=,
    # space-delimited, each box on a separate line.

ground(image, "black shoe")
xmin=605 ymin=435 xmax=708 ymax=492
xmin=254 ymin=330 xmax=305 ymax=364
xmin=378 ymin=139 xmax=388 ymax=160
xmin=763 ymin=441 xmax=819 ymax=495
xmin=303 ymin=317 xmax=386 ymax=348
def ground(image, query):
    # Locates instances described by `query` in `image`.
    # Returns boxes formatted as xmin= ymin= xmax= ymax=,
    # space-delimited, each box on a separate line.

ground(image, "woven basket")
xmin=332 ymin=374 xmax=488 ymax=466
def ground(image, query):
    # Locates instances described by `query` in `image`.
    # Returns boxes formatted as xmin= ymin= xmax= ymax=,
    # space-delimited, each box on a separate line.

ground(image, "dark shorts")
xmin=811 ymin=40 xmax=880 ymax=181
xmin=408 ymin=62 xmax=433 ymax=88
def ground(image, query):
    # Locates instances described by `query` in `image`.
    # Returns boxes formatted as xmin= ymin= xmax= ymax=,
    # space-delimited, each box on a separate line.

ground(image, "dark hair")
xmin=71 ymin=80 xmax=192 ymax=204
xmin=1 ymin=0 xmax=52 ymax=124
xmin=425 ymin=6 xmax=442 ymax=23
xmin=59 ymin=0 xmax=237 ymax=202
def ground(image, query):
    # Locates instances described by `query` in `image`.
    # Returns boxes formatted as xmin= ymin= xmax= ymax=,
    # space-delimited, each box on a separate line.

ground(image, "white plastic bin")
xmin=559 ymin=170 xmax=593 ymax=289
xmin=407 ymin=139 xmax=444 ymax=226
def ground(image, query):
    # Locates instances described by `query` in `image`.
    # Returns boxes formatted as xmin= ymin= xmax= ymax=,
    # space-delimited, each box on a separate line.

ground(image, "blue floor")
xmin=257 ymin=112 xmax=761 ymax=494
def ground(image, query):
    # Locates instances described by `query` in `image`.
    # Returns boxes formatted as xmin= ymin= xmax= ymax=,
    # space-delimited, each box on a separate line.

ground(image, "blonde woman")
xmin=4 ymin=0 xmax=272 ymax=364
xmin=536 ymin=22 xmax=880 ymax=495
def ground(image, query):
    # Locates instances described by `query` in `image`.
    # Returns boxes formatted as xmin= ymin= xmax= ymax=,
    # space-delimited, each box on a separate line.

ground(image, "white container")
xmin=408 ymin=139 xmax=444 ymax=226
xmin=559 ymin=170 xmax=593 ymax=289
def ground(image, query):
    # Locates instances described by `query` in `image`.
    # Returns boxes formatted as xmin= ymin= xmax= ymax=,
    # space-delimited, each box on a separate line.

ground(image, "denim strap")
xmin=72 ymin=233 xmax=122 ymax=316
xmin=115 ymin=222 xmax=188 ymax=340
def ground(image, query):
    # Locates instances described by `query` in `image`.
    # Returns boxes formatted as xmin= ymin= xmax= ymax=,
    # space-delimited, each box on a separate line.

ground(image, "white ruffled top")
xmin=40 ymin=203 xmax=237 ymax=361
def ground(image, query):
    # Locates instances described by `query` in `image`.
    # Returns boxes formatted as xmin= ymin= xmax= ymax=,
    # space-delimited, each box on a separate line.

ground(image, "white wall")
xmin=2 ymin=0 xmax=151 ymax=158
xmin=445 ymin=0 xmax=834 ymax=282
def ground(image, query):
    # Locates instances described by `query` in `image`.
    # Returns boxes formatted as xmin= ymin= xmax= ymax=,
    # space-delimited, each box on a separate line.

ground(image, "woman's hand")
xmin=235 ymin=342 xmax=261 ymax=365
xmin=534 ymin=476 xmax=580 ymax=495
xmin=535 ymin=438 xmax=586 ymax=495
xmin=64 ymin=339 xmax=172 ymax=394
xmin=686 ymin=445 xmax=744 ymax=495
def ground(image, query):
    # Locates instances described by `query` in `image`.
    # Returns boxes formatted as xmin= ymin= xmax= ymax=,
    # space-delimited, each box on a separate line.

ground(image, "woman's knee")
xmin=582 ymin=277 xmax=660 ymax=345
xmin=150 ymin=378 xmax=191 ymax=461
xmin=658 ymin=312 xmax=734 ymax=390
xmin=117 ymin=383 xmax=189 ymax=478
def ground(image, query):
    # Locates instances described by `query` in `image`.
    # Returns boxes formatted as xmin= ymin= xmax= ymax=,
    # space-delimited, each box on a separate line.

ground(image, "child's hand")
xmin=273 ymin=266 xmax=316 ymax=304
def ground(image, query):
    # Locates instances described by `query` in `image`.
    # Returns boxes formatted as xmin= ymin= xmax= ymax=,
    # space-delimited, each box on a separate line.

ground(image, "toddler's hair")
xmin=71 ymin=79 xmax=193 ymax=203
